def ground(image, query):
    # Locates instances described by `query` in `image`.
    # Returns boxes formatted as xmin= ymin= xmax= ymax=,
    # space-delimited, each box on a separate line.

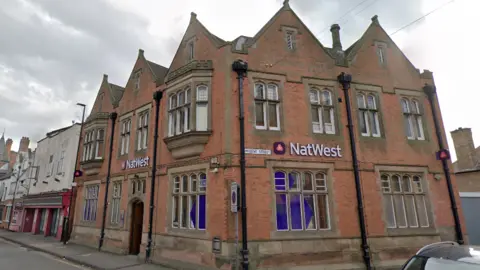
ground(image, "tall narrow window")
xmin=95 ymin=129 xmax=104 ymax=158
xmin=286 ymin=31 xmax=296 ymax=50
xmin=137 ymin=112 xmax=149 ymax=150
xmin=110 ymin=182 xmax=122 ymax=225
xmin=188 ymin=41 xmax=194 ymax=61
xmin=377 ymin=44 xmax=386 ymax=65
xmin=401 ymin=98 xmax=425 ymax=140
xmin=120 ymin=119 xmax=131 ymax=155
xmin=196 ymin=85 xmax=208 ymax=131
xmin=254 ymin=83 xmax=280 ymax=130
xmin=82 ymin=185 xmax=99 ymax=222
xmin=47 ymin=155 xmax=54 ymax=177
xmin=381 ymin=173 xmax=429 ymax=229
xmin=133 ymin=71 xmax=141 ymax=90
xmin=171 ymin=172 xmax=207 ymax=230
xmin=357 ymin=93 xmax=381 ymax=137
xmin=168 ymin=88 xmax=191 ymax=137
xmin=310 ymin=88 xmax=335 ymax=134
xmin=274 ymin=170 xmax=330 ymax=231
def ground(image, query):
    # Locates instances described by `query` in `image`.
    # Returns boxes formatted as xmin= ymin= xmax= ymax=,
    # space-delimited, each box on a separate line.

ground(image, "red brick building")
xmin=71 ymin=2 xmax=466 ymax=270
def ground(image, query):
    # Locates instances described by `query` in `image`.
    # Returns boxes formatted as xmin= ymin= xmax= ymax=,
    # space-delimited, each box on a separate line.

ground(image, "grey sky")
xmin=0 ymin=0 xmax=477 ymax=160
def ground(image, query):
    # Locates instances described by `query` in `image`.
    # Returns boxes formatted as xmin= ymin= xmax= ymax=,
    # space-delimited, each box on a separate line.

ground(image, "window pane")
xmin=415 ymin=117 xmax=424 ymax=139
xmin=198 ymin=194 xmax=206 ymax=229
xmin=405 ymin=195 xmax=418 ymax=227
xmin=322 ymin=90 xmax=332 ymax=105
xmin=404 ymin=115 xmax=413 ymax=137
xmin=190 ymin=174 xmax=197 ymax=192
xmin=309 ymin=90 xmax=318 ymax=103
xmin=255 ymin=84 xmax=264 ymax=99
xmin=416 ymin=196 xmax=429 ymax=227
xmin=184 ymin=106 xmax=190 ymax=131
xmin=401 ymin=99 xmax=409 ymax=113
xmin=274 ymin=171 xmax=286 ymax=191
xmin=315 ymin=173 xmax=326 ymax=192
xmin=199 ymin=173 xmax=207 ymax=192
xmin=178 ymin=92 xmax=185 ymax=106
xmin=359 ymin=111 xmax=368 ymax=134
xmin=394 ymin=195 xmax=407 ymax=227
xmin=255 ymin=102 xmax=265 ymax=127
xmin=181 ymin=175 xmax=188 ymax=193
xmin=317 ymin=194 xmax=329 ymax=229
xmin=311 ymin=107 xmax=320 ymax=122
xmin=322 ymin=107 xmax=332 ymax=125
xmin=197 ymin=86 xmax=208 ymax=101
xmin=357 ymin=94 xmax=366 ymax=108
xmin=267 ymin=84 xmax=278 ymax=100
xmin=288 ymin=172 xmax=300 ymax=191
xmin=367 ymin=95 xmax=376 ymax=109
xmin=412 ymin=176 xmax=423 ymax=193
xmin=189 ymin=195 xmax=197 ymax=229
xmin=392 ymin=175 xmax=401 ymax=192
xmin=370 ymin=111 xmax=380 ymax=136
xmin=303 ymin=195 xmax=316 ymax=229
xmin=181 ymin=196 xmax=188 ymax=228
xmin=303 ymin=173 xmax=313 ymax=191
xmin=384 ymin=195 xmax=396 ymax=228
xmin=268 ymin=103 xmax=278 ymax=128
xmin=276 ymin=194 xmax=288 ymax=230
xmin=196 ymin=103 xmax=208 ymax=131
xmin=381 ymin=175 xmax=391 ymax=193
xmin=289 ymin=194 xmax=302 ymax=230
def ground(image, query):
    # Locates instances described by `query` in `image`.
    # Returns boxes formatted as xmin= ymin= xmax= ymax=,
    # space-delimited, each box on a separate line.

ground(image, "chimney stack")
xmin=451 ymin=127 xmax=477 ymax=171
xmin=330 ymin=24 xmax=342 ymax=51
xmin=6 ymin=138 xmax=12 ymax=156
xmin=19 ymin=137 xmax=30 ymax=153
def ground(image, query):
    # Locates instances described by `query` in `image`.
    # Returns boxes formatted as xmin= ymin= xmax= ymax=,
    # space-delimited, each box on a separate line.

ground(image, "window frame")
xmin=82 ymin=184 xmax=99 ymax=222
xmin=356 ymin=92 xmax=381 ymax=137
xmin=56 ymin=150 xmax=65 ymax=175
xmin=136 ymin=111 xmax=149 ymax=151
xmin=401 ymin=97 xmax=425 ymax=141
xmin=254 ymin=82 xmax=281 ymax=131
xmin=273 ymin=169 xmax=331 ymax=232
xmin=171 ymin=172 xmax=207 ymax=231
xmin=120 ymin=119 xmax=132 ymax=155
xmin=380 ymin=172 xmax=430 ymax=230
xmin=82 ymin=128 xmax=106 ymax=161
xmin=110 ymin=181 xmax=122 ymax=225
xmin=309 ymin=87 xmax=336 ymax=135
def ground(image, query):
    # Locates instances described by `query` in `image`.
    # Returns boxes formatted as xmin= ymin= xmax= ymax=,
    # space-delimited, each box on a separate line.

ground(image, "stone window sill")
xmin=270 ymin=229 xmax=338 ymax=240
xmin=80 ymin=159 xmax=104 ymax=176
xmin=166 ymin=227 xmax=209 ymax=240
xmin=163 ymin=131 xmax=212 ymax=159
xmin=386 ymin=227 xmax=438 ymax=237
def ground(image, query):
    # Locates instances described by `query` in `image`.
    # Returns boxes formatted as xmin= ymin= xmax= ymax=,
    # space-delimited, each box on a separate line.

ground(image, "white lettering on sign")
xmin=125 ymin=157 xmax=150 ymax=169
xmin=290 ymin=143 xmax=342 ymax=158
xmin=244 ymin=149 xmax=272 ymax=155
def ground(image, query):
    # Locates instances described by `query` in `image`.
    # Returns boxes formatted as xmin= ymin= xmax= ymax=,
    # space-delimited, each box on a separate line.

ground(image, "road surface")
xmin=0 ymin=238 xmax=88 ymax=270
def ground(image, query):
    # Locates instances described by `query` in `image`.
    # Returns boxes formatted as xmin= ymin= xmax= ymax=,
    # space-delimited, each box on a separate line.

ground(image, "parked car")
xmin=401 ymin=241 xmax=480 ymax=269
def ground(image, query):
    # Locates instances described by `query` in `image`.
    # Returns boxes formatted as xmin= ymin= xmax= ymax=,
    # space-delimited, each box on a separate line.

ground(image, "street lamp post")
xmin=232 ymin=59 xmax=250 ymax=270
xmin=63 ymin=102 xmax=86 ymax=244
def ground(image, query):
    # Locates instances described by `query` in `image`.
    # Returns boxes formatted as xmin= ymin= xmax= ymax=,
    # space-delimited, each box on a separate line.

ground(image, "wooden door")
xmin=129 ymin=202 xmax=144 ymax=255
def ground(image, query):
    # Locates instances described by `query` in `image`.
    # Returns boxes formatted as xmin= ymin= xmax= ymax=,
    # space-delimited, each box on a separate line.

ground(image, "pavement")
xmin=0 ymin=230 xmax=174 ymax=270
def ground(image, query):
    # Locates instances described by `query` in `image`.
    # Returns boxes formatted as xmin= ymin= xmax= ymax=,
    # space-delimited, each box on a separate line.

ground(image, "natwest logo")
xmin=122 ymin=156 xmax=150 ymax=170
xmin=273 ymin=142 xmax=286 ymax=155
xmin=290 ymin=142 xmax=342 ymax=157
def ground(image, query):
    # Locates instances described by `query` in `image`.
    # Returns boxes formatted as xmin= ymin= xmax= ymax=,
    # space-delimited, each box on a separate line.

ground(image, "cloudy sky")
xmin=0 ymin=0 xmax=477 ymax=160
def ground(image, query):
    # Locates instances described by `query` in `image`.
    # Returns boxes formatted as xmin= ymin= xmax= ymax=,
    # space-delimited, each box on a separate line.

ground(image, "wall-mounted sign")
xmin=244 ymin=148 xmax=271 ymax=155
xmin=274 ymin=142 xmax=342 ymax=157
xmin=122 ymin=157 xmax=150 ymax=170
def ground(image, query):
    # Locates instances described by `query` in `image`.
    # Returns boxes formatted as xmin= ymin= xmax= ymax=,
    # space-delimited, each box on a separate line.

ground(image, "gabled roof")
xmin=246 ymin=0 xmax=334 ymax=59
xmin=146 ymin=60 xmax=169 ymax=84
xmin=345 ymin=15 xmax=419 ymax=72
xmin=108 ymin=82 xmax=125 ymax=107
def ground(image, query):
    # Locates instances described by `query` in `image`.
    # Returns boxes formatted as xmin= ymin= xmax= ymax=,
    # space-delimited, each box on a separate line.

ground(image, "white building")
xmin=29 ymin=124 xmax=81 ymax=193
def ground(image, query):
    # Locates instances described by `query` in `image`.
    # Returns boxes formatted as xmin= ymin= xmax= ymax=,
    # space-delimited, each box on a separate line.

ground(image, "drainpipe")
xmin=98 ymin=112 xmax=118 ymax=250
xmin=337 ymin=72 xmax=372 ymax=270
xmin=423 ymin=84 xmax=464 ymax=244
xmin=145 ymin=90 xmax=163 ymax=261
xmin=232 ymin=59 xmax=249 ymax=270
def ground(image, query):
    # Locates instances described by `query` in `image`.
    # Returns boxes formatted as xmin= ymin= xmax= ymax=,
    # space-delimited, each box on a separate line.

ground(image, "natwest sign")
xmin=122 ymin=156 xmax=150 ymax=170
xmin=290 ymin=142 xmax=342 ymax=158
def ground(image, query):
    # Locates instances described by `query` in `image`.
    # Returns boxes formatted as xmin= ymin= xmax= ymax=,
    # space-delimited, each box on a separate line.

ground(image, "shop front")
xmin=22 ymin=190 xmax=71 ymax=239
xmin=8 ymin=201 xmax=24 ymax=232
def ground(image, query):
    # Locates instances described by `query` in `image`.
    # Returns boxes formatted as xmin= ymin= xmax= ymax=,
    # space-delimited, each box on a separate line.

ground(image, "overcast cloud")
xmin=0 ymin=0 xmax=477 ymax=160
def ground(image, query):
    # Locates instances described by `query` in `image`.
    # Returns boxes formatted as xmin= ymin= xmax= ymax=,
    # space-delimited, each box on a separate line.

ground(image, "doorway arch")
xmin=128 ymin=199 xmax=144 ymax=255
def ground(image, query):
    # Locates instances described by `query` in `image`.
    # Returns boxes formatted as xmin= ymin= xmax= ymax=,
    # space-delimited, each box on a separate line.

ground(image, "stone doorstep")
xmin=0 ymin=234 xmax=151 ymax=270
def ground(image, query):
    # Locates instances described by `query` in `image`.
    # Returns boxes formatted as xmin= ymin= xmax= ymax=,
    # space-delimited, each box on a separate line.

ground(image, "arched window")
xmin=401 ymin=98 xmax=425 ymax=140
xmin=310 ymin=88 xmax=335 ymax=134
xmin=254 ymin=82 xmax=280 ymax=130
xmin=357 ymin=93 xmax=381 ymax=137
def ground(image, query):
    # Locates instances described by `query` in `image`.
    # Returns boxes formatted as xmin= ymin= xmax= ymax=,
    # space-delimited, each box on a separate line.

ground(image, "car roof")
xmin=416 ymin=242 xmax=480 ymax=264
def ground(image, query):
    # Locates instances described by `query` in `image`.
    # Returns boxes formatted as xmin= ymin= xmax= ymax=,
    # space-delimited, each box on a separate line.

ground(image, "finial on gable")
xmin=138 ymin=48 xmax=144 ymax=56
xmin=283 ymin=0 xmax=291 ymax=9
xmin=103 ymin=74 xmax=108 ymax=82
xmin=371 ymin=15 xmax=379 ymax=25
xmin=190 ymin=12 xmax=197 ymax=22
